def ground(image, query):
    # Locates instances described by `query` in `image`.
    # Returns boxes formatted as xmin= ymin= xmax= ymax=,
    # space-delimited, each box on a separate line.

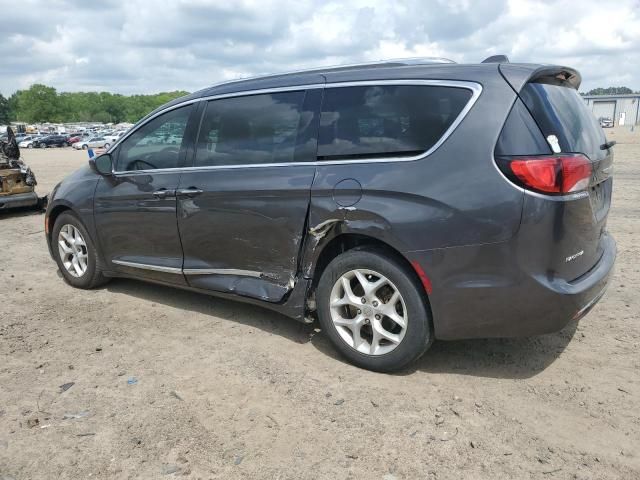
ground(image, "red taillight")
xmin=503 ymin=154 xmax=592 ymax=194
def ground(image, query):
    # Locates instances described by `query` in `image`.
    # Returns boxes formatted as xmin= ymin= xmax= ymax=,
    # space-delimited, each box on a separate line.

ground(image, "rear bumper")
xmin=0 ymin=191 xmax=39 ymax=210
xmin=407 ymin=233 xmax=616 ymax=340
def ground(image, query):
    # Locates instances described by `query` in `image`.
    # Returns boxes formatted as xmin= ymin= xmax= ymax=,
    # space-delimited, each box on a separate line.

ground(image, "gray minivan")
xmin=44 ymin=57 xmax=615 ymax=371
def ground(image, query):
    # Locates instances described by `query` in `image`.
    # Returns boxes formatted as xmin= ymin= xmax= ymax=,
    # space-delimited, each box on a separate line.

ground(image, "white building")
xmin=583 ymin=94 xmax=640 ymax=126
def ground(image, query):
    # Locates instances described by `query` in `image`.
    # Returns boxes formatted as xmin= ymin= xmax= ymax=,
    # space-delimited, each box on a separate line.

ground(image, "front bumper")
xmin=407 ymin=233 xmax=616 ymax=340
xmin=0 ymin=191 xmax=39 ymax=210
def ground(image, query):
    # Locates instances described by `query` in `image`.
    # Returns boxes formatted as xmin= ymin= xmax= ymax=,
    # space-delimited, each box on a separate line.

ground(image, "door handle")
xmin=152 ymin=189 xmax=176 ymax=199
xmin=176 ymin=187 xmax=204 ymax=198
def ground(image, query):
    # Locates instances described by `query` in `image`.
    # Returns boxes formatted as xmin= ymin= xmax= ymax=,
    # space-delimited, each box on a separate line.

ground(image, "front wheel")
xmin=52 ymin=212 xmax=109 ymax=289
xmin=316 ymin=249 xmax=433 ymax=372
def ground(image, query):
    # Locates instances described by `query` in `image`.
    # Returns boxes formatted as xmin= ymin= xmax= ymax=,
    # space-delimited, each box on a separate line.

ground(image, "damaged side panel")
xmin=301 ymin=192 xmax=403 ymax=279
xmin=177 ymin=165 xmax=317 ymax=303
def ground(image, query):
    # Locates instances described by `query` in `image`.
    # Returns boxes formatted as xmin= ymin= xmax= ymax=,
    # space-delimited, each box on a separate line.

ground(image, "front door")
xmin=176 ymin=89 xmax=322 ymax=301
xmin=94 ymin=104 xmax=195 ymax=285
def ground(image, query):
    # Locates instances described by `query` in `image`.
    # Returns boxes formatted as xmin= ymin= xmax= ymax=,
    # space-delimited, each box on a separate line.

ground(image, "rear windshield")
xmin=519 ymin=83 xmax=606 ymax=157
xmin=317 ymin=85 xmax=472 ymax=160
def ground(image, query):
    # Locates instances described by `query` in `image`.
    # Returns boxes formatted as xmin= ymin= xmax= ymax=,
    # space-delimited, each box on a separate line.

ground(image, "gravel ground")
xmin=1 ymin=128 xmax=639 ymax=479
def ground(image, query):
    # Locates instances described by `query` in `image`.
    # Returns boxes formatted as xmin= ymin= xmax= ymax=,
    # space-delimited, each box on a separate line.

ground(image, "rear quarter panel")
xmin=305 ymin=68 xmax=523 ymax=275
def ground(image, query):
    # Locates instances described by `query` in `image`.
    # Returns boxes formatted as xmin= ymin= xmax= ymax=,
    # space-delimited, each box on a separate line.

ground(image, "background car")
xmin=104 ymin=131 xmax=127 ymax=144
xmin=72 ymin=136 xmax=110 ymax=150
xmin=18 ymin=135 xmax=41 ymax=148
xmin=599 ymin=117 xmax=614 ymax=128
xmin=598 ymin=117 xmax=613 ymax=128
xmin=33 ymin=135 xmax=70 ymax=148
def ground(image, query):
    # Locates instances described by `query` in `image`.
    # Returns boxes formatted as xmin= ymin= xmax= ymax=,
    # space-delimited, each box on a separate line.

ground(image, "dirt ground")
xmin=1 ymin=128 xmax=639 ymax=480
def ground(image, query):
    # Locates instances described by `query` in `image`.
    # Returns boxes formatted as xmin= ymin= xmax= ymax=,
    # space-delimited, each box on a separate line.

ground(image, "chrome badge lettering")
xmin=565 ymin=250 xmax=584 ymax=263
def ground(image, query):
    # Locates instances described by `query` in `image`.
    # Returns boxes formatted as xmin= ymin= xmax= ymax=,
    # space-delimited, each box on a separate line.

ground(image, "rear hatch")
xmin=499 ymin=69 xmax=613 ymax=280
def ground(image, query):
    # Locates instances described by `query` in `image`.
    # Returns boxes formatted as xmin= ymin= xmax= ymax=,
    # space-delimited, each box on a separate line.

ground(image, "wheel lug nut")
xmin=364 ymin=318 xmax=370 ymax=324
xmin=361 ymin=298 xmax=366 ymax=304
xmin=372 ymin=301 xmax=379 ymax=307
xmin=357 ymin=309 xmax=362 ymax=315
xmin=375 ymin=314 xmax=381 ymax=320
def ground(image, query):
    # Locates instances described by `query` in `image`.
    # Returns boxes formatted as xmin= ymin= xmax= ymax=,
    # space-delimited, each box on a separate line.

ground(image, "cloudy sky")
xmin=1 ymin=0 xmax=638 ymax=96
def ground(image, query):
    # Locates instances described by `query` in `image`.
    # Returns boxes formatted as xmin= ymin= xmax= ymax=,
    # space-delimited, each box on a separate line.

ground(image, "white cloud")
xmin=0 ymin=0 xmax=638 ymax=95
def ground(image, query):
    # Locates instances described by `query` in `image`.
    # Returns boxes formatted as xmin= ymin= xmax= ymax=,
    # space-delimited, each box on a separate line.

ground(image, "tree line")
xmin=0 ymin=84 xmax=189 ymax=125
xmin=582 ymin=86 xmax=639 ymax=96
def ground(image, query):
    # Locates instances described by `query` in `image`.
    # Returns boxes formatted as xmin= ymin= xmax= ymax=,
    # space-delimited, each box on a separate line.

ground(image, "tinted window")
xmin=116 ymin=105 xmax=192 ymax=171
xmin=317 ymin=85 xmax=472 ymax=160
xmin=520 ymin=82 xmax=606 ymax=157
xmin=195 ymin=91 xmax=306 ymax=167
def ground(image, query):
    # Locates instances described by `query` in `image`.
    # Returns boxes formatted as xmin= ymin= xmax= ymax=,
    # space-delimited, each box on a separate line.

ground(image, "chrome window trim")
xmin=110 ymin=79 xmax=482 ymax=175
xmin=112 ymin=259 xmax=183 ymax=274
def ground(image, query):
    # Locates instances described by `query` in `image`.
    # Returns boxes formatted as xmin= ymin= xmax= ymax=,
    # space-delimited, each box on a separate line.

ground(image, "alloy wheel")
xmin=329 ymin=269 xmax=407 ymax=355
xmin=57 ymin=224 xmax=89 ymax=278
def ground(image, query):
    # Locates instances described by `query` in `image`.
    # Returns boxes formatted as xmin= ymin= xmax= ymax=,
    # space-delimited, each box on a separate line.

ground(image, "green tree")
xmin=0 ymin=94 xmax=10 ymax=125
xmin=586 ymin=86 xmax=634 ymax=95
xmin=3 ymin=84 xmax=189 ymax=124
xmin=7 ymin=92 xmax=20 ymax=121
xmin=15 ymin=84 xmax=63 ymax=122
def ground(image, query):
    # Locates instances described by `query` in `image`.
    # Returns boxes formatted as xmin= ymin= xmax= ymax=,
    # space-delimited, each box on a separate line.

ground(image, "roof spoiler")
xmin=499 ymin=64 xmax=582 ymax=91
xmin=481 ymin=55 xmax=510 ymax=64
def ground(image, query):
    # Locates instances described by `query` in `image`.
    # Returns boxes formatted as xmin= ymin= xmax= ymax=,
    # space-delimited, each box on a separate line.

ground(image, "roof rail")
xmin=266 ymin=57 xmax=457 ymax=76
xmin=385 ymin=57 xmax=457 ymax=65
xmin=481 ymin=55 xmax=510 ymax=64
xmin=225 ymin=57 xmax=458 ymax=84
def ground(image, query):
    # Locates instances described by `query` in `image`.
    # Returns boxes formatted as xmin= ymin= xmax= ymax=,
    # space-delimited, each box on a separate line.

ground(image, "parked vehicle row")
xmin=10 ymin=129 xmax=129 ymax=150
xmin=72 ymin=136 xmax=111 ymax=150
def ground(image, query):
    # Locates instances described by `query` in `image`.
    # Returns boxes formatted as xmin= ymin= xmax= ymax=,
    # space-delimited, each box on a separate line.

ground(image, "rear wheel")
xmin=52 ymin=212 xmax=109 ymax=289
xmin=316 ymin=249 xmax=432 ymax=372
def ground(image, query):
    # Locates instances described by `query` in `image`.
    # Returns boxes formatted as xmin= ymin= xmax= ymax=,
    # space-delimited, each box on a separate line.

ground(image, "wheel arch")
xmin=307 ymin=233 xmax=432 ymax=304
xmin=46 ymin=204 xmax=73 ymax=242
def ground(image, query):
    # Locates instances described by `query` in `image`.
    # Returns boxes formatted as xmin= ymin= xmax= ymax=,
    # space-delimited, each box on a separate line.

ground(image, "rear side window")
xmin=317 ymin=85 xmax=472 ymax=160
xmin=195 ymin=91 xmax=306 ymax=167
xmin=519 ymin=83 xmax=606 ymax=158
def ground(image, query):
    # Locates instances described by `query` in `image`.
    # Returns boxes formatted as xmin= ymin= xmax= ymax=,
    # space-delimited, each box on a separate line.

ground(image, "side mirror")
xmin=89 ymin=153 xmax=113 ymax=176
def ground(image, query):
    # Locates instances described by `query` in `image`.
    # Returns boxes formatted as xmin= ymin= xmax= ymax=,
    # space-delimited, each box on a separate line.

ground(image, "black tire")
xmin=39 ymin=143 xmax=46 ymax=148
xmin=27 ymin=143 xmax=33 ymax=148
xmin=52 ymin=212 xmax=109 ymax=289
xmin=316 ymin=248 xmax=433 ymax=372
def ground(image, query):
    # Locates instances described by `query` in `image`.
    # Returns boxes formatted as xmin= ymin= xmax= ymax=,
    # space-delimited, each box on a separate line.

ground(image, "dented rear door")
xmin=176 ymin=89 xmax=322 ymax=302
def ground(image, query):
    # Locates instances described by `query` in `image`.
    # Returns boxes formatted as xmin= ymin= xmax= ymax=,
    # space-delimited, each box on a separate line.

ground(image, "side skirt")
xmin=102 ymin=270 xmax=311 ymax=322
